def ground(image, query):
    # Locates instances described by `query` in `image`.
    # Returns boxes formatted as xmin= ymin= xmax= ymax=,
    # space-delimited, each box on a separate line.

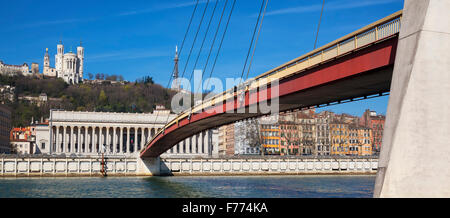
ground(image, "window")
xmin=42 ymin=142 xmax=45 ymax=149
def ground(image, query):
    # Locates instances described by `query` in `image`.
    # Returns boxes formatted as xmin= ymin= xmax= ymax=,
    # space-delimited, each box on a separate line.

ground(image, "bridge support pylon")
xmin=137 ymin=155 xmax=161 ymax=176
xmin=374 ymin=0 xmax=450 ymax=197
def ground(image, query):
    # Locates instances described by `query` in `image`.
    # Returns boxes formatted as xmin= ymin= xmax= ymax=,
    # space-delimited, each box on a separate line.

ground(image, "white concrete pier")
xmin=374 ymin=0 xmax=450 ymax=197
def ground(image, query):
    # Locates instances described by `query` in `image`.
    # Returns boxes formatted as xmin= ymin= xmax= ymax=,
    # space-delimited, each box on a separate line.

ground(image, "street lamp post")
xmin=100 ymin=144 xmax=106 ymax=176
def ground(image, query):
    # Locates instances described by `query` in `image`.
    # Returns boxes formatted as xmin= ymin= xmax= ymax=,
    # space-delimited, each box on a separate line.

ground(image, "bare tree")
xmin=235 ymin=119 xmax=262 ymax=155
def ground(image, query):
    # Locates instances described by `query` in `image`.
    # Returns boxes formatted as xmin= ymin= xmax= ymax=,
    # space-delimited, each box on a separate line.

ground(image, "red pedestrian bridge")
xmin=141 ymin=11 xmax=402 ymax=158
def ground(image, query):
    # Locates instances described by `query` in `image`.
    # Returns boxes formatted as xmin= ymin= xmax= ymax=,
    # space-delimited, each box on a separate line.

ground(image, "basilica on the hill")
xmin=43 ymin=41 xmax=84 ymax=84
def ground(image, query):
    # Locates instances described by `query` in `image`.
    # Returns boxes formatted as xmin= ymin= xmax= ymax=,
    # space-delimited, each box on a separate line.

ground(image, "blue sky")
xmin=0 ymin=0 xmax=404 ymax=116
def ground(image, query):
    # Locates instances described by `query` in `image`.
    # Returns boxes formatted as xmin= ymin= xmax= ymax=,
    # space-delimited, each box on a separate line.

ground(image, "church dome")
xmin=65 ymin=52 xmax=77 ymax=58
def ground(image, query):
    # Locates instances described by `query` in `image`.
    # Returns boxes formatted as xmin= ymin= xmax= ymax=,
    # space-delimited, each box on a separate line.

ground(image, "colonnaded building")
xmin=34 ymin=108 xmax=219 ymax=158
xmin=43 ymin=41 xmax=84 ymax=84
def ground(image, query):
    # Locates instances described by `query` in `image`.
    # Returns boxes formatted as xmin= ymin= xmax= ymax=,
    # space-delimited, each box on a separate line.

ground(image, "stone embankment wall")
xmin=0 ymin=156 xmax=139 ymax=177
xmin=0 ymin=156 xmax=378 ymax=177
xmin=160 ymin=157 xmax=378 ymax=176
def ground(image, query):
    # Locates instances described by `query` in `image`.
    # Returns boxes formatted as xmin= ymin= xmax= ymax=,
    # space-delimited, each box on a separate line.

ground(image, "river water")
xmin=0 ymin=175 xmax=375 ymax=198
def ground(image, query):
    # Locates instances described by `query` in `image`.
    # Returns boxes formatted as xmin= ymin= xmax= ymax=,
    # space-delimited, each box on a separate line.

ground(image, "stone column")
xmin=126 ymin=127 xmax=130 ymax=154
xmin=199 ymin=131 xmax=203 ymax=154
xmin=99 ymin=127 xmax=103 ymax=153
xmin=73 ymin=126 xmax=77 ymax=153
xmin=203 ymin=130 xmax=210 ymax=155
xmin=59 ymin=126 xmax=63 ymax=153
xmin=64 ymin=126 xmax=70 ymax=154
xmin=140 ymin=128 xmax=145 ymax=151
xmin=70 ymin=126 xmax=75 ymax=153
xmin=203 ymin=131 xmax=208 ymax=155
xmin=62 ymin=126 xmax=66 ymax=153
xmin=90 ymin=127 xmax=94 ymax=153
xmin=106 ymin=127 xmax=109 ymax=154
xmin=187 ymin=137 xmax=191 ymax=154
xmin=211 ymin=129 xmax=219 ymax=158
xmin=119 ymin=127 xmax=123 ymax=154
xmin=144 ymin=128 xmax=147 ymax=143
xmin=77 ymin=127 xmax=81 ymax=154
xmin=113 ymin=127 xmax=116 ymax=154
xmin=134 ymin=128 xmax=138 ymax=153
xmin=84 ymin=127 xmax=88 ymax=153
xmin=198 ymin=131 xmax=202 ymax=154
xmin=84 ymin=126 xmax=88 ymax=154
xmin=93 ymin=127 xmax=97 ymax=153
xmin=55 ymin=126 xmax=59 ymax=154
xmin=193 ymin=134 xmax=197 ymax=154
xmin=150 ymin=128 xmax=154 ymax=139
xmin=105 ymin=127 xmax=111 ymax=154
xmin=86 ymin=127 xmax=91 ymax=154
xmin=68 ymin=126 xmax=72 ymax=153
xmin=109 ymin=127 xmax=112 ymax=154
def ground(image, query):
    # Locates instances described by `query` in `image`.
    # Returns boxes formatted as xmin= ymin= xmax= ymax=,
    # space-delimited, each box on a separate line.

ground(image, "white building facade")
xmin=35 ymin=123 xmax=50 ymax=154
xmin=11 ymin=141 xmax=33 ymax=155
xmin=234 ymin=121 xmax=261 ymax=155
xmin=0 ymin=61 xmax=33 ymax=76
xmin=44 ymin=41 xmax=84 ymax=84
xmin=34 ymin=110 xmax=218 ymax=158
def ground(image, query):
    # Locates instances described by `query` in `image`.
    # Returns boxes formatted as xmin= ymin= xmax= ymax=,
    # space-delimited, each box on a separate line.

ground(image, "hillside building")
xmin=43 ymin=41 xmax=84 ymax=84
xmin=0 ymin=61 xmax=33 ymax=76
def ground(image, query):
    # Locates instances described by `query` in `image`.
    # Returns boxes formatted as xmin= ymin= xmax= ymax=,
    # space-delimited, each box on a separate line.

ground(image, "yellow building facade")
xmin=330 ymin=123 xmax=350 ymax=156
xmin=331 ymin=122 xmax=373 ymax=156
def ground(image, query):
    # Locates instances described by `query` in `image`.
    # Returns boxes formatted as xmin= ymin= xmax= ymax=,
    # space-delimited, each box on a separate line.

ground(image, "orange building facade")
xmin=260 ymin=124 xmax=280 ymax=155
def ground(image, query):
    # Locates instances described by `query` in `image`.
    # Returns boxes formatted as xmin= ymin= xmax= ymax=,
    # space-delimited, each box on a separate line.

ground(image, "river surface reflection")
xmin=0 ymin=175 xmax=375 ymax=198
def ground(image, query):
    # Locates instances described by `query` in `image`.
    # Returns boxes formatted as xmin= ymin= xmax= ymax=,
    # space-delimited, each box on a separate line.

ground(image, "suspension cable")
xmin=193 ymin=0 xmax=229 ymax=95
xmin=167 ymin=0 xmax=224 ymax=126
xmin=159 ymin=0 xmax=222 ymax=136
xmin=190 ymin=0 xmax=236 ymax=113
xmin=203 ymin=0 xmax=236 ymax=93
xmin=245 ymin=0 xmax=269 ymax=81
xmin=163 ymin=0 xmax=200 ymax=92
xmin=314 ymin=0 xmax=325 ymax=50
xmin=180 ymin=0 xmax=211 ymax=79
xmin=150 ymin=0 xmax=200 ymax=129
xmin=188 ymin=0 xmax=220 ymax=84
xmin=238 ymin=0 xmax=266 ymax=81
